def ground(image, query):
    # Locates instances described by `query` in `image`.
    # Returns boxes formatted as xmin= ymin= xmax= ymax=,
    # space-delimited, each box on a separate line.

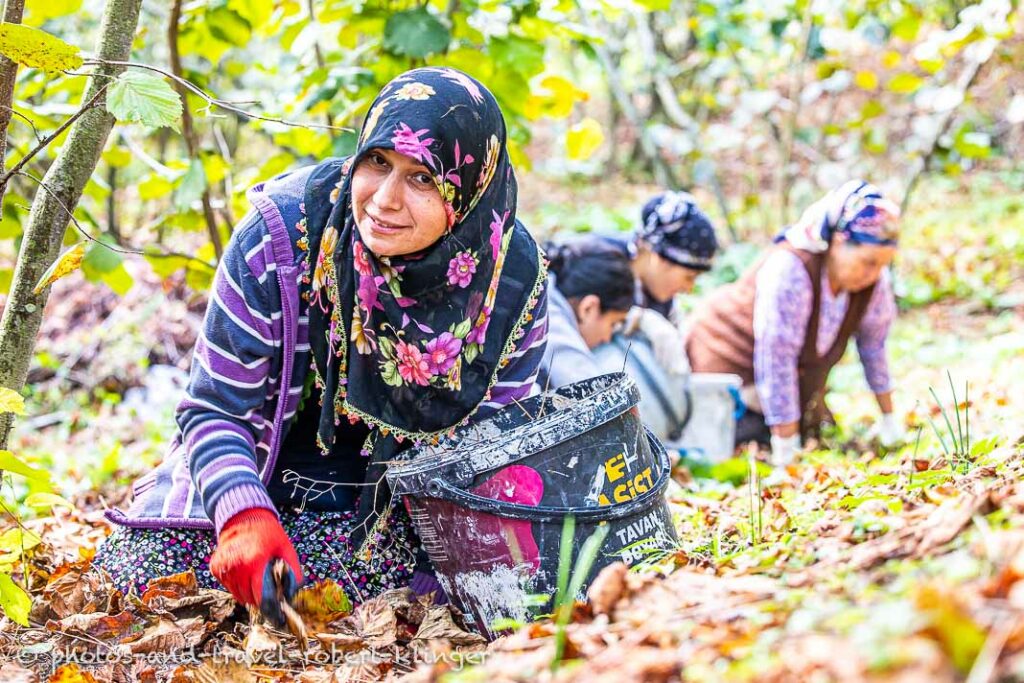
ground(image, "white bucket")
xmin=674 ymin=373 xmax=742 ymax=463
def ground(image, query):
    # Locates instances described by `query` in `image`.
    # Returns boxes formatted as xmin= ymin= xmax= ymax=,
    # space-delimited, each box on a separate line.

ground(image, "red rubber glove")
xmin=210 ymin=508 xmax=304 ymax=625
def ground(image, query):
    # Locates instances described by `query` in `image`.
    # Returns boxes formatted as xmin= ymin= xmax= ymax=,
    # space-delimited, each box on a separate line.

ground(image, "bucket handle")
xmin=422 ymin=430 xmax=672 ymax=522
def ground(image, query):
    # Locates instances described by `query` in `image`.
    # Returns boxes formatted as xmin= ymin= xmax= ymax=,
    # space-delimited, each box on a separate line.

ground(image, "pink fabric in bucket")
xmin=469 ymin=464 xmax=544 ymax=571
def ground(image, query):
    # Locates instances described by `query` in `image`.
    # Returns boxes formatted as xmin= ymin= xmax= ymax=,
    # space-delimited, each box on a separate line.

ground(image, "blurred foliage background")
xmin=0 ymin=0 xmax=1020 ymax=297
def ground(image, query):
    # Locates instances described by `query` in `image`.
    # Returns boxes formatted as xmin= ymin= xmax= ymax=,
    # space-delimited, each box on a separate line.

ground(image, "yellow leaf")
xmin=882 ymin=51 xmax=902 ymax=69
xmin=0 ymin=450 xmax=50 ymax=481
xmin=888 ymin=73 xmax=924 ymax=94
xmin=33 ymin=242 xmax=85 ymax=294
xmin=0 ymin=574 xmax=30 ymax=627
xmin=566 ymin=118 xmax=605 ymax=161
xmin=24 ymin=492 xmax=74 ymax=510
xmin=0 ymin=24 xmax=83 ymax=72
xmin=854 ymin=71 xmax=878 ymax=90
xmin=0 ymin=388 xmax=24 ymax=416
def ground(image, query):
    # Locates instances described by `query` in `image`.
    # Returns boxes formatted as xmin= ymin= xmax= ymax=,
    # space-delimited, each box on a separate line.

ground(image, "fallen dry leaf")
xmin=46 ymin=609 xmax=142 ymax=643
xmin=46 ymin=664 xmax=98 ymax=683
xmin=587 ymin=562 xmax=628 ymax=616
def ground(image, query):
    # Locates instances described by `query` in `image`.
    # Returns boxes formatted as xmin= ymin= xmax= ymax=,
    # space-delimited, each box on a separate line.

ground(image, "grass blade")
xmin=554 ymin=515 xmax=575 ymax=610
xmin=964 ymin=382 xmax=971 ymax=455
xmin=929 ymin=387 xmax=957 ymax=457
xmin=948 ymin=371 xmax=964 ymax=455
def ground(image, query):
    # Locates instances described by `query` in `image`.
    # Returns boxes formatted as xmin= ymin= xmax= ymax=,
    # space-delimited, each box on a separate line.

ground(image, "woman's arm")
xmin=855 ymin=269 xmax=897 ymax=412
xmin=177 ymin=212 xmax=280 ymax=534
xmin=753 ymin=250 xmax=814 ymax=438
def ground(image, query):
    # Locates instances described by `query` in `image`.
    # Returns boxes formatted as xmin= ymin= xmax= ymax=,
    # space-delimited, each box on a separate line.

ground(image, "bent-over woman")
xmin=538 ymin=239 xmax=634 ymax=388
xmin=686 ymin=180 xmax=903 ymax=464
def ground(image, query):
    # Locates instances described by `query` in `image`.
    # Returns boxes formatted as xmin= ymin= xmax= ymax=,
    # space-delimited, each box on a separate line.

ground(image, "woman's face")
xmin=351 ymin=148 xmax=448 ymax=257
xmin=827 ymin=234 xmax=897 ymax=292
xmin=636 ymin=245 xmax=699 ymax=302
xmin=575 ymin=295 xmax=628 ymax=349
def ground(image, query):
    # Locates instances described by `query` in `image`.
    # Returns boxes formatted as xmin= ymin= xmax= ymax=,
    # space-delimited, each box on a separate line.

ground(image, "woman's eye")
xmin=412 ymin=172 xmax=434 ymax=186
xmin=368 ymin=153 xmax=387 ymax=167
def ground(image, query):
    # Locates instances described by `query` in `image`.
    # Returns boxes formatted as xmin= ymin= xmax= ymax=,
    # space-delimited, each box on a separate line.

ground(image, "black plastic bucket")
xmin=388 ymin=373 xmax=678 ymax=638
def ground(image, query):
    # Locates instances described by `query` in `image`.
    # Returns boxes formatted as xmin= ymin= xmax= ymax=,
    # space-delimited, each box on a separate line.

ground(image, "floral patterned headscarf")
xmin=301 ymin=68 xmax=546 ymax=551
xmin=778 ymin=180 xmax=901 ymax=253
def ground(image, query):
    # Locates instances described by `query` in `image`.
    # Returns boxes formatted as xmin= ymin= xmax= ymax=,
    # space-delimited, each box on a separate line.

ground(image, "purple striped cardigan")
xmin=106 ymin=166 xmax=548 ymax=534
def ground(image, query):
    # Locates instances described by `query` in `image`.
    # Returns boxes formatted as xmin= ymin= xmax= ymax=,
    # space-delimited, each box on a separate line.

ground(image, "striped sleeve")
xmin=478 ymin=284 xmax=549 ymax=416
xmin=177 ymin=213 xmax=280 ymax=534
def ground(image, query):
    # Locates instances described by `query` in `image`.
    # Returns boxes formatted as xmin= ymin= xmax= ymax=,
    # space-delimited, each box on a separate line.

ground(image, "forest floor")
xmin=1 ymin=179 xmax=1023 ymax=682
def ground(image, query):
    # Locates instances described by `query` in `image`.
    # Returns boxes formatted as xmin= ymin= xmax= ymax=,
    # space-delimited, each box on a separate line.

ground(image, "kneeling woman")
xmin=96 ymin=69 xmax=548 ymax=622
xmin=538 ymin=240 xmax=634 ymax=388
xmin=686 ymin=181 xmax=902 ymax=464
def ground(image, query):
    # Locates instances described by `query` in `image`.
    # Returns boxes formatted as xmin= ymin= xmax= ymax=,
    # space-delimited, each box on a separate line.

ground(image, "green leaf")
xmin=106 ymin=71 xmax=183 ymax=131
xmin=175 ymin=158 xmax=207 ymax=211
xmin=383 ymin=8 xmax=450 ymax=59
xmin=0 ymin=389 xmax=25 ymax=416
xmin=0 ymin=450 xmax=50 ymax=482
xmin=82 ymin=240 xmax=122 ymax=276
xmin=206 ymin=6 xmax=252 ymax=47
xmin=0 ymin=574 xmax=31 ymax=627
xmin=100 ymin=263 xmax=134 ymax=296
xmin=566 ymin=118 xmax=604 ymax=161
xmin=0 ymin=24 xmax=83 ymax=72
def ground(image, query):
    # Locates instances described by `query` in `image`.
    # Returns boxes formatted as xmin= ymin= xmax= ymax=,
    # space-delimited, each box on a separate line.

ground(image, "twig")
xmin=15 ymin=170 xmax=216 ymax=270
xmin=81 ymin=59 xmax=353 ymax=132
xmin=0 ymin=86 xmax=108 ymax=191
xmin=0 ymin=105 xmax=42 ymax=142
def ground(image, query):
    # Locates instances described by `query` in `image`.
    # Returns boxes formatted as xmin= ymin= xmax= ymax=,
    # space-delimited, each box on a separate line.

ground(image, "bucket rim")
xmin=411 ymin=427 xmax=672 ymax=522
xmin=387 ymin=373 xmax=641 ymax=490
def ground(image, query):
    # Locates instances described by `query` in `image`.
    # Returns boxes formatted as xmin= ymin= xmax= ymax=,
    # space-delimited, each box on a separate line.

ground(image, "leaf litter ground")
xmin=2 ymin=274 xmax=1024 ymax=682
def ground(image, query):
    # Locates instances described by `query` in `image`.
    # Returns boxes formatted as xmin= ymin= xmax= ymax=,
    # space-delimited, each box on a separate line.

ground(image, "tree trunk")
xmin=0 ymin=0 xmax=27 ymax=205
xmin=168 ymin=0 xmax=223 ymax=259
xmin=0 ymin=0 xmax=143 ymax=448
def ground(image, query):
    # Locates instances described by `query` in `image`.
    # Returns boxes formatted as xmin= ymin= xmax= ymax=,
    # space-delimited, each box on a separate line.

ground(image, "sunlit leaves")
xmin=0 ymin=574 xmax=31 ymax=626
xmin=106 ymin=71 xmax=183 ymax=131
xmin=566 ymin=117 xmax=605 ymax=161
xmin=383 ymin=8 xmax=450 ymax=58
xmin=854 ymin=70 xmax=878 ymax=90
xmin=33 ymin=242 xmax=85 ymax=294
xmin=0 ymin=450 xmax=50 ymax=481
xmin=887 ymin=73 xmax=925 ymax=94
xmin=0 ymin=24 xmax=82 ymax=72
xmin=0 ymin=388 xmax=25 ymax=416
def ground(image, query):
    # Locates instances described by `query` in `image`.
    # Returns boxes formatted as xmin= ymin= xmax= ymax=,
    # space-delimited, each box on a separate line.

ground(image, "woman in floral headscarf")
xmin=687 ymin=181 xmax=903 ymax=465
xmin=95 ymin=68 xmax=548 ymax=625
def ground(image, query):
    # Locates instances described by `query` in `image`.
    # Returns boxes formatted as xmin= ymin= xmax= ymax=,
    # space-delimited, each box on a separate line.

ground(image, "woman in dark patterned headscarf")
xmin=96 ymin=68 xmax=548 ymax=625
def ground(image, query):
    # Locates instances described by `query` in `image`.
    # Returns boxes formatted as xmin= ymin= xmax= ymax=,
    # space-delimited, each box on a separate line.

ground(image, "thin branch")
xmin=15 ymin=170 xmax=216 ymax=270
xmin=0 ymin=86 xmax=108 ymax=192
xmin=0 ymin=105 xmax=42 ymax=142
xmin=81 ymin=58 xmax=354 ymax=132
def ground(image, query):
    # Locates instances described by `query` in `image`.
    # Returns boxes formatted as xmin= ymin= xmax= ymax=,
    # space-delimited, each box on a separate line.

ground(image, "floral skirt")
xmin=93 ymin=506 xmax=418 ymax=601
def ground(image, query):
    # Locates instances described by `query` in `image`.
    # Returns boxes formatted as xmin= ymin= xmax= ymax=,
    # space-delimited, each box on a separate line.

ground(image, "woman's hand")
xmin=210 ymin=507 xmax=304 ymax=626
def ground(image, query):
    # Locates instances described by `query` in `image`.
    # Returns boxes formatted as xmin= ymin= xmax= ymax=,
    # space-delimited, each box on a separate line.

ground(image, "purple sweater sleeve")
xmin=753 ymin=250 xmax=812 ymax=426
xmin=855 ymin=269 xmax=896 ymax=394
